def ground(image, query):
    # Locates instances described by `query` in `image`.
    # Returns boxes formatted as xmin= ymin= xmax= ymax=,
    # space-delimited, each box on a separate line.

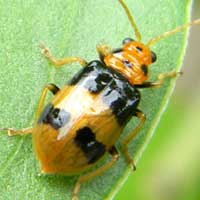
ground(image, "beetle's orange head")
xmin=104 ymin=38 xmax=156 ymax=85
xmin=110 ymin=0 xmax=200 ymax=85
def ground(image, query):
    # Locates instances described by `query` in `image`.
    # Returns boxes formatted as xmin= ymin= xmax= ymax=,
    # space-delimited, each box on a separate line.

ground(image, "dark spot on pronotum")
xmin=136 ymin=46 xmax=143 ymax=52
xmin=141 ymin=64 xmax=148 ymax=76
xmin=74 ymin=127 xmax=105 ymax=163
xmin=38 ymin=103 xmax=71 ymax=129
xmin=122 ymin=37 xmax=134 ymax=45
xmin=151 ymin=51 xmax=157 ymax=63
xmin=122 ymin=59 xmax=133 ymax=68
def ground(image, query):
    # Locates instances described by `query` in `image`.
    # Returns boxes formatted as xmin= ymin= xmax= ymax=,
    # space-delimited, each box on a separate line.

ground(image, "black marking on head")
xmin=141 ymin=64 xmax=148 ymax=76
xmin=122 ymin=37 xmax=134 ymax=45
xmin=151 ymin=51 xmax=157 ymax=63
xmin=136 ymin=46 xmax=143 ymax=52
xmin=74 ymin=127 xmax=105 ymax=164
xmin=38 ymin=103 xmax=71 ymax=129
xmin=122 ymin=59 xmax=133 ymax=68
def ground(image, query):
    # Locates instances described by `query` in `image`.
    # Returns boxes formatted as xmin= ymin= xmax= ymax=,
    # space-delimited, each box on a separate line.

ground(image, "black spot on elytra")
xmin=102 ymin=79 xmax=140 ymax=125
xmin=87 ymin=72 xmax=112 ymax=93
xmin=68 ymin=60 xmax=112 ymax=94
xmin=74 ymin=127 xmax=105 ymax=163
xmin=38 ymin=103 xmax=70 ymax=129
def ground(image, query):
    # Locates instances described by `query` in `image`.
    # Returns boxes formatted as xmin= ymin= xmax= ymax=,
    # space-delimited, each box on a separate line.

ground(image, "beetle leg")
xmin=135 ymin=71 xmax=182 ymax=88
xmin=39 ymin=44 xmax=88 ymax=67
xmin=72 ymin=146 xmax=119 ymax=200
xmin=0 ymin=127 xmax=33 ymax=136
xmin=121 ymin=109 xmax=146 ymax=170
xmin=35 ymin=83 xmax=60 ymax=120
xmin=96 ymin=44 xmax=112 ymax=61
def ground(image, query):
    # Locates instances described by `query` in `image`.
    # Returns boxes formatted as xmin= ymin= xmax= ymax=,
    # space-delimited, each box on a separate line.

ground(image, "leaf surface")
xmin=0 ymin=0 xmax=192 ymax=199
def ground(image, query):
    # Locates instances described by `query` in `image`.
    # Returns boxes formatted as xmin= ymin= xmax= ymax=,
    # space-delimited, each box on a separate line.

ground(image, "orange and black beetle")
xmin=1 ymin=0 xmax=200 ymax=200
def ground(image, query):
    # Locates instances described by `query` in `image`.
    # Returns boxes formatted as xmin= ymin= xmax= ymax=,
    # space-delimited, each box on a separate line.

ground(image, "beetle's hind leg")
xmin=121 ymin=109 xmax=146 ymax=170
xmin=72 ymin=146 xmax=119 ymax=200
xmin=39 ymin=44 xmax=88 ymax=67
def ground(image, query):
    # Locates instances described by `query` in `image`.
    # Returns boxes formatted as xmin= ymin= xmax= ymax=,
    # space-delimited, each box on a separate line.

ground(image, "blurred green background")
xmin=115 ymin=1 xmax=200 ymax=200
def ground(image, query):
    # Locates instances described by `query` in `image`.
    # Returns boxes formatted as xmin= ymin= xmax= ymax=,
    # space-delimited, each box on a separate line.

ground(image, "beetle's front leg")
xmin=96 ymin=44 xmax=112 ymax=61
xmin=135 ymin=71 xmax=182 ymax=88
xmin=39 ymin=44 xmax=88 ymax=67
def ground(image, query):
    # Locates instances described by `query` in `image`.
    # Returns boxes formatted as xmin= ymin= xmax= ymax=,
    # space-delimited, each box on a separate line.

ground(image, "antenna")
xmin=147 ymin=19 xmax=200 ymax=46
xmin=118 ymin=0 xmax=142 ymax=41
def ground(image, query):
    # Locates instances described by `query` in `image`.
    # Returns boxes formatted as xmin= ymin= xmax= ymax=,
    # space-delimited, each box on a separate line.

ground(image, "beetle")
xmin=1 ymin=0 xmax=200 ymax=200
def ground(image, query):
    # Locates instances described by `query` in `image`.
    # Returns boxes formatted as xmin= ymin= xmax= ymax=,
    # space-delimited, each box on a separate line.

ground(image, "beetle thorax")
xmin=104 ymin=41 xmax=155 ymax=85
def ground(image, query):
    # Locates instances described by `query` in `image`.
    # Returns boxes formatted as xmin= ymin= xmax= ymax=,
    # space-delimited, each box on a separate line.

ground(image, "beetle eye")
xmin=151 ymin=51 xmax=157 ymax=63
xmin=122 ymin=37 xmax=134 ymax=45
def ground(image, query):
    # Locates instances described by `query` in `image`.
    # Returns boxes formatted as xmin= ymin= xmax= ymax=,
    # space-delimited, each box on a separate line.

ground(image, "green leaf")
xmin=0 ymin=0 xmax=192 ymax=200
